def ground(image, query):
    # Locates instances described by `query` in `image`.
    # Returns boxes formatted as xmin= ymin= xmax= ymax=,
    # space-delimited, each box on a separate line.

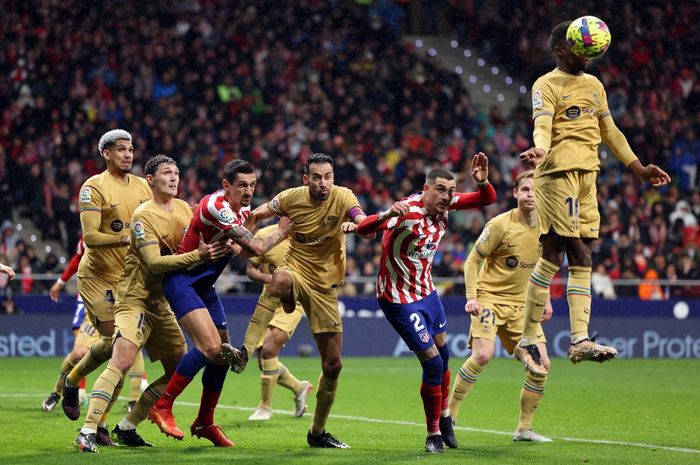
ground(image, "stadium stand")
xmin=0 ymin=0 xmax=697 ymax=300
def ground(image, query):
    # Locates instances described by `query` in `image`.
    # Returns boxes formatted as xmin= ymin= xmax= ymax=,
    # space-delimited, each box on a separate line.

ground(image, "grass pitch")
xmin=0 ymin=357 xmax=698 ymax=464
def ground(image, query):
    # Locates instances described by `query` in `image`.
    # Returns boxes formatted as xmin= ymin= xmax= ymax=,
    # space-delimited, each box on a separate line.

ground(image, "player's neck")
xmin=517 ymin=207 xmax=537 ymax=227
xmin=153 ymin=193 xmax=175 ymax=210
xmin=556 ymin=65 xmax=583 ymax=76
xmin=106 ymin=166 xmax=129 ymax=182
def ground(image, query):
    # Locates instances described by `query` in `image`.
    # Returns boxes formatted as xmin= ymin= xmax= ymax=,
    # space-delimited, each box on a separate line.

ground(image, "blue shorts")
xmin=71 ymin=296 xmax=86 ymax=330
xmin=163 ymin=259 xmax=229 ymax=329
xmin=378 ymin=291 xmax=447 ymax=352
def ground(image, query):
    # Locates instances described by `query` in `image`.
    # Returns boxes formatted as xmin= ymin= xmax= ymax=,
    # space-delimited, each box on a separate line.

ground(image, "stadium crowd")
xmin=0 ymin=0 xmax=698 ymax=301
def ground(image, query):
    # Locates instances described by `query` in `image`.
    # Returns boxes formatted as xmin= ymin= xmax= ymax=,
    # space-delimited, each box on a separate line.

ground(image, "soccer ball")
xmin=566 ymin=16 xmax=611 ymax=59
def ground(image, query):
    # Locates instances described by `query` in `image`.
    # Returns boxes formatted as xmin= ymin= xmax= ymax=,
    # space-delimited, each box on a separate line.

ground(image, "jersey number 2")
xmin=409 ymin=313 xmax=425 ymax=333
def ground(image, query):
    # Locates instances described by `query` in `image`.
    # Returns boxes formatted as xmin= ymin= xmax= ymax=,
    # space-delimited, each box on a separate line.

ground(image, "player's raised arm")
xmin=450 ymin=153 xmax=497 ymax=210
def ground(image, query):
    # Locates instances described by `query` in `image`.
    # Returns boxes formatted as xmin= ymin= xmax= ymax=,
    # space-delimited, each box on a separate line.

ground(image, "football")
xmin=566 ymin=15 xmax=611 ymax=59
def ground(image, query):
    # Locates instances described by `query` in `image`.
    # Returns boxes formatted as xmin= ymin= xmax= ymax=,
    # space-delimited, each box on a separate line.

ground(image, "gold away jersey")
xmin=116 ymin=199 xmax=193 ymax=304
xmin=472 ymin=209 xmax=541 ymax=305
xmin=268 ymin=185 xmax=360 ymax=290
xmin=78 ymin=171 xmax=152 ymax=281
xmin=532 ymin=68 xmax=611 ymax=175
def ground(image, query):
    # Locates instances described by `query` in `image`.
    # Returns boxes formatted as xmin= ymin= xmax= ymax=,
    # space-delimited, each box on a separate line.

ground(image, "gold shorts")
xmin=113 ymin=298 xmax=186 ymax=362
xmin=74 ymin=321 xmax=100 ymax=348
xmin=77 ymin=275 xmax=117 ymax=327
xmin=275 ymin=265 xmax=341 ymax=334
xmin=469 ymin=302 xmax=546 ymax=354
xmin=535 ymin=170 xmax=600 ymax=239
xmin=254 ymin=293 xmax=305 ymax=348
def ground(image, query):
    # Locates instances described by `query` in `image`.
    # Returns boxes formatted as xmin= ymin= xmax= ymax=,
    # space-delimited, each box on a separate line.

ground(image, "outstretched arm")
xmin=226 ymin=216 xmax=292 ymax=257
xmin=356 ymin=201 xmax=410 ymax=236
xmin=599 ymin=115 xmax=671 ymax=186
xmin=138 ymin=233 xmax=228 ymax=275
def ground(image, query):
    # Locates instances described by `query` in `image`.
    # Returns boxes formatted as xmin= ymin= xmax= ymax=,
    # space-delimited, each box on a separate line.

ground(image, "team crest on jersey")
xmin=418 ymin=330 xmax=430 ymax=343
xmin=532 ymin=89 xmax=543 ymax=109
xmin=80 ymin=187 xmax=92 ymax=203
xmin=324 ymin=215 xmax=339 ymax=228
xmin=133 ymin=222 xmax=146 ymax=240
xmin=478 ymin=227 xmax=490 ymax=243
xmin=219 ymin=208 xmax=233 ymax=224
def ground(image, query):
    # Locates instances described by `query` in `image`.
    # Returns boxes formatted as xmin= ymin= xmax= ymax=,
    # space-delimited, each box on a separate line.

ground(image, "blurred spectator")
xmin=591 ymin=264 xmax=616 ymax=299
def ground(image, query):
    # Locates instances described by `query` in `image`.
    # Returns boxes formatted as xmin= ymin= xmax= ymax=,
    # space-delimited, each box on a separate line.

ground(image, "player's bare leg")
xmin=267 ymin=269 xmax=296 ymax=313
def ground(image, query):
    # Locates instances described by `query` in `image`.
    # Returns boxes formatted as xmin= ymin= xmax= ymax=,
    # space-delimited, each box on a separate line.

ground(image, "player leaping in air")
xmin=515 ymin=21 xmax=671 ymax=375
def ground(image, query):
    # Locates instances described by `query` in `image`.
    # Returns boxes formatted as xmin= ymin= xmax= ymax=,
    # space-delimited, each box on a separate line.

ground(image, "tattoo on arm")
xmin=259 ymin=228 xmax=287 ymax=253
xmin=229 ymin=224 xmax=286 ymax=256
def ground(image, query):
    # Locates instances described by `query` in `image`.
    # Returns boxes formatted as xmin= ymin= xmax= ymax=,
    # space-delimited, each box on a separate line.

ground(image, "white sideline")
xmin=177 ymin=401 xmax=700 ymax=455
xmin=6 ymin=393 xmax=698 ymax=455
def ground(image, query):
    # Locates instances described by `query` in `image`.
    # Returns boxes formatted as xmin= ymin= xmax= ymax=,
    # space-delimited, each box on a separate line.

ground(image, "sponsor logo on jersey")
xmin=519 ymin=261 xmax=536 ymax=269
xmin=133 ymin=221 xmax=146 ymax=240
xmin=80 ymin=187 xmax=92 ymax=203
xmin=295 ymin=232 xmax=330 ymax=245
xmin=506 ymin=256 xmax=518 ymax=268
xmin=532 ymin=89 xmax=543 ymax=109
xmin=565 ymin=106 xmax=581 ymax=119
xmin=111 ymin=220 xmax=124 ymax=232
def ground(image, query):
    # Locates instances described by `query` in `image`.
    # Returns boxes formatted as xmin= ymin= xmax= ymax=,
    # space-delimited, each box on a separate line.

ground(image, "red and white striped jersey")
xmin=177 ymin=189 xmax=250 ymax=253
xmin=376 ymin=186 xmax=496 ymax=304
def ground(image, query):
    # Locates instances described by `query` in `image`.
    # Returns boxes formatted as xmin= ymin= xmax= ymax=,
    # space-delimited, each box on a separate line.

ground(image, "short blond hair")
xmin=513 ymin=170 xmax=534 ymax=190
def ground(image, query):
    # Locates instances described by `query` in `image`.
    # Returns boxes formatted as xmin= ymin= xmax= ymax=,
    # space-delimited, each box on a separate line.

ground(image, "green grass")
xmin=1 ymin=357 xmax=699 ymax=464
